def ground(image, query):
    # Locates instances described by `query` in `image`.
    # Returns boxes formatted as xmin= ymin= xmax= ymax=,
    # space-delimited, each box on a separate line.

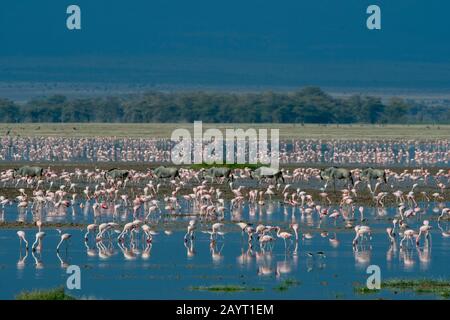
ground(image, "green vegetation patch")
xmin=383 ymin=278 xmax=450 ymax=298
xmin=354 ymin=286 xmax=380 ymax=295
xmin=15 ymin=287 xmax=76 ymax=300
xmin=354 ymin=278 xmax=450 ymax=299
xmin=273 ymin=278 xmax=301 ymax=292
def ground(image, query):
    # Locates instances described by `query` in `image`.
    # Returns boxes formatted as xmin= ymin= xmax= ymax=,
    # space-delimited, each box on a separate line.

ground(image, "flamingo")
xmin=290 ymin=223 xmax=299 ymax=241
xmin=358 ymin=206 xmax=364 ymax=221
xmin=141 ymin=224 xmax=154 ymax=243
xmin=56 ymin=230 xmax=72 ymax=252
xmin=438 ymin=208 xmax=449 ymax=221
xmin=328 ymin=210 xmax=341 ymax=223
xmin=275 ymin=227 xmax=293 ymax=250
xmin=236 ymin=222 xmax=251 ymax=237
xmin=96 ymin=223 xmax=110 ymax=240
xmin=85 ymin=224 xmax=98 ymax=241
xmin=36 ymin=220 xmax=43 ymax=232
xmin=400 ymin=229 xmax=417 ymax=248
xmin=352 ymin=225 xmax=371 ymax=246
xmin=17 ymin=230 xmax=28 ymax=250
xmin=265 ymin=186 xmax=275 ymax=201
xmin=243 ymin=225 xmax=254 ymax=243
xmin=184 ymin=220 xmax=196 ymax=242
xmin=203 ymin=223 xmax=224 ymax=241
xmin=386 ymin=219 xmax=398 ymax=244
xmin=259 ymin=234 xmax=275 ymax=250
xmin=32 ymin=231 xmax=46 ymax=252
xmin=117 ymin=222 xmax=136 ymax=242
xmin=416 ymin=220 xmax=432 ymax=246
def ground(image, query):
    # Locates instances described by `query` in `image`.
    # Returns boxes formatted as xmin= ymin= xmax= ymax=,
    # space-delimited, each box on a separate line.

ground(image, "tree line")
xmin=0 ymin=87 xmax=449 ymax=124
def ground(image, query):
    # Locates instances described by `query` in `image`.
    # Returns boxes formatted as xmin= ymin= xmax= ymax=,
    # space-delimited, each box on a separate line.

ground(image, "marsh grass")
xmin=382 ymin=279 xmax=450 ymax=298
xmin=188 ymin=285 xmax=264 ymax=292
xmin=273 ymin=278 xmax=301 ymax=292
xmin=15 ymin=287 xmax=76 ymax=300
xmin=354 ymin=287 xmax=380 ymax=295
xmin=354 ymin=279 xmax=450 ymax=299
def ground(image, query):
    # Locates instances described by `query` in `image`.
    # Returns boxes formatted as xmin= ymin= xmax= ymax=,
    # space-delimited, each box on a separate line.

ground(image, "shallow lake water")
xmin=0 ymin=200 xmax=449 ymax=300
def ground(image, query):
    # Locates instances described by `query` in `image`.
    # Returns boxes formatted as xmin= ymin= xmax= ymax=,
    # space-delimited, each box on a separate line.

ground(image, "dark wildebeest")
xmin=104 ymin=168 xmax=130 ymax=181
xmin=320 ymin=167 xmax=354 ymax=192
xmin=153 ymin=166 xmax=181 ymax=180
xmin=360 ymin=168 xmax=387 ymax=183
xmin=251 ymin=166 xmax=284 ymax=184
xmin=13 ymin=166 xmax=44 ymax=178
xmin=201 ymin=167 xmax=234 ymax=183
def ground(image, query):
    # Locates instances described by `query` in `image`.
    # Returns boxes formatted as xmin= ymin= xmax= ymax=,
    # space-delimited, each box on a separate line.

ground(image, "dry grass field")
xmin=1 ymin=123 xmax=449 ymax=140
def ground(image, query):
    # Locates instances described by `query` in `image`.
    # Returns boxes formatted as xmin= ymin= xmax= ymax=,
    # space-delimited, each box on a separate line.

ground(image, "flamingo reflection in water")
xmin=56 ymin=251 xmax=70 ymax=269
xmin=210 ymin=240 xmax=224 ymax=264
xmin=31 ymin=250 xmax=44 ymax=269
xmin=184 ymin=240 xmax=195 ymax=259
xmin=416 ymin=244 xmax=431 ymax=270
xmin=17 ymin=250 xmax=28 ymax=270
xmin=353 ymin=245 xmax=372 ymax=268
xmin=400 ymin=247 xmax=415 ymax=269
xmin=141 ymin=243 xmax=153 ymax=260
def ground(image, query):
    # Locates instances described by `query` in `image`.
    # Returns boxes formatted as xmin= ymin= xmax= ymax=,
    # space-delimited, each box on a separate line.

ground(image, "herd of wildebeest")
xmin=9 ymin=164 xmax=389 ymax=191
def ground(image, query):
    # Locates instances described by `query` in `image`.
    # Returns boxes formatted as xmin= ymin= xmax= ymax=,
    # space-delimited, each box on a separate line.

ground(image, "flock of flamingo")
xmin=2 ymin=164 xmax=449 ymax=272
xmin=1 ymin=136 xmax=449 ymax=166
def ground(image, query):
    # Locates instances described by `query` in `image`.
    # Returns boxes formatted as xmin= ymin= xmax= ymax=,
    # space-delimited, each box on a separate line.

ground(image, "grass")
xmin=15 ymin=287 xmax=76 ymax=300
xmin=1 ymin=123 xmax=450 ymax=140
xmin=354 ymin=286 xmax=380 ymax=295
xmin=188 ymin=285 xmax=264 ymax=292
xmin=273 ymin=278 xmax=301 ymax=292
xmin=354 ymin=278 xmax=450 ymax=299
xmin=382 ymin=279 xmax=450 ymax=298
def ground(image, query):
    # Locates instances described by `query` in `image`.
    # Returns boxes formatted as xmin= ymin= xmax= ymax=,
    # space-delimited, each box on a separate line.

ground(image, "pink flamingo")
xmin=17 ymin=230 xmax=28 ymax=250
xmin=275 ymin=227 xmax=293 ymax=250
xmin=416 ymin=220 xmax=432 ymax=246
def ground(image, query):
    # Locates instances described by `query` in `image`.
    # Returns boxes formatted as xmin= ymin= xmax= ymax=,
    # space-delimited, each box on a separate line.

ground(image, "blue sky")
xmin=0 ymin=0 xmax=449 ymax=88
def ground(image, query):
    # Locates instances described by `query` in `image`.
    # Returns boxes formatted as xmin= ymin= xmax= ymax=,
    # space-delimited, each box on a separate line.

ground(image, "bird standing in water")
xmin=56 ymin=229 xmax=72 ymax=252
xmin=17 ymin=230 xmax=28 ymax=250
